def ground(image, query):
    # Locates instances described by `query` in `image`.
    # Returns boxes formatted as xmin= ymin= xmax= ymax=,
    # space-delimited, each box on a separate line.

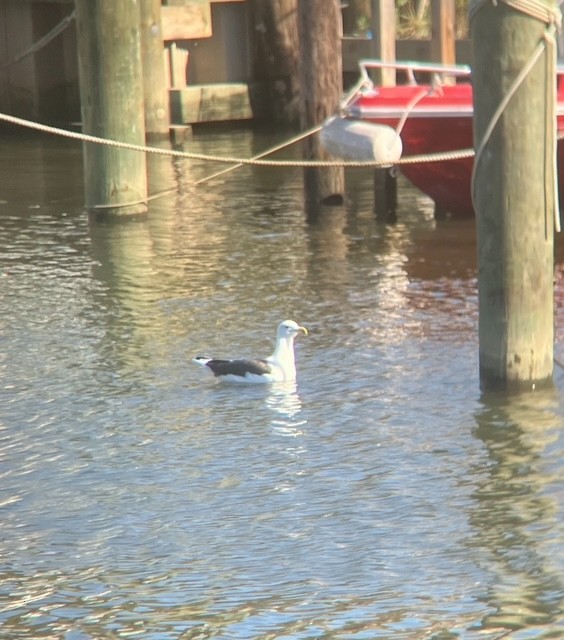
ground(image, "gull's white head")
xmin=277 ymin=320 xmax=308 ymax=340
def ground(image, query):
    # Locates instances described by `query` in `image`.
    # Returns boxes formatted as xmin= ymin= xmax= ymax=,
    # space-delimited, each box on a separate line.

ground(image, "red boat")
xmin=342 ymin=60 xmax=564 ymax=217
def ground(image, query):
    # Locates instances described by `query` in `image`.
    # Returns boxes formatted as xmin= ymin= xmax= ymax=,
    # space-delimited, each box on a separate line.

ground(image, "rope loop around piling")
xmin=468 ymin=0 xmax=562 ymax=28
xmin=469 ymin=0 xmax=562 ymax=232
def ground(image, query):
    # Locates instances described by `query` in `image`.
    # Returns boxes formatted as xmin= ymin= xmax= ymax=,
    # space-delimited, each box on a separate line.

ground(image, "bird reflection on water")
xmin=266 ymin=380 xmax=307 ymax=436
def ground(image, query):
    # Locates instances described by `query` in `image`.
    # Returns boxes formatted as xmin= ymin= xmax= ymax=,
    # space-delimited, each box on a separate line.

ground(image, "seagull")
xmin=193 ymin=320 xmax=308 ymax=383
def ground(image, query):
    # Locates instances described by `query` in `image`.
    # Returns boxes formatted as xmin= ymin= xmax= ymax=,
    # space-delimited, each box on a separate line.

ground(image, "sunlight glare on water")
xmin=0 ymin=128 xmax=562 ymax=639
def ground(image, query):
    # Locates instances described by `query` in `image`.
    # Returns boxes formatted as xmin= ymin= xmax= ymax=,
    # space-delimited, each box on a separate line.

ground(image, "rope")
xmin=546 ymin=24 xmax=560 ymax=233
xmin=395 ymin=87 xmax=430 ymax=137
xmin=469 ymin=0 xmax=562 ymax=232
xmin=193 ymin=125 xmax=322 ymax=185
xmin=91 ymin=187 xmax=177 ymax=210
xmin=92 ymin=126 xmax=325 ymax=208
xmin=469 ymin=0 xmax=562 ymax=27
xmin=0 ymin=111 xmax=476 ymax=169
xmin=1 ymin=11 xmax=75 ymax=70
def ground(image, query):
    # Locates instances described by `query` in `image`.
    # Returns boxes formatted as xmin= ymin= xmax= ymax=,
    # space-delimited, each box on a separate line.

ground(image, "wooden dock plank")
xmin=170 ymin=83 xmax=263 ymax=124
xmin=161 ymin=3 xmax=212 ymax=41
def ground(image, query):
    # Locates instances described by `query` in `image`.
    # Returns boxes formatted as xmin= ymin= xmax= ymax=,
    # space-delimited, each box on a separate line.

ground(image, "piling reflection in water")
xmin=473 ymin=389 xmax=564 ymax=635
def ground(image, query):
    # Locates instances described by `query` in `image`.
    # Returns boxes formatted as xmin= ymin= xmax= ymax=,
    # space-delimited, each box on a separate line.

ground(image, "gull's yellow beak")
xmin=298 ymin=326 xmax=308 ymax=336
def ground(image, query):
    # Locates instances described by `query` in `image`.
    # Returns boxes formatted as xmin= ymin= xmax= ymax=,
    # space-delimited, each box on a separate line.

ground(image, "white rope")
xmin=0 ymin=111 xmax=475 ymax=169
xmin=193 ymin=125 xmax=322 ymax=185
xmin=395 ymin=87 xmax=430 ymax=137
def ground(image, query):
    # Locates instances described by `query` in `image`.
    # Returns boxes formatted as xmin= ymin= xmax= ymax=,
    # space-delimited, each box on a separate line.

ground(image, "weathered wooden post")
xmin=471 ymin=0 xmax=558 ymax=390
xmin=368 ymin=0 xmax=397 ymax=220
xmin=251 ymin=0 xmax=300 ymax=126
xmin=75 ymin=0 xmax=148 ymax=216
xmin=140 ymin=0 xmax=170 ymax=138
xmin=431 ymin=0 xmax=456 ymax=79
xmin=370 ymin=0 xmax=396 ymax=86
xmin=298 ymin=0 xmax=345 ymax=211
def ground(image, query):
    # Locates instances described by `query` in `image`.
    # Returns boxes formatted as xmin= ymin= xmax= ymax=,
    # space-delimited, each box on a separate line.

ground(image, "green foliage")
xmin=342 ymin=0 xmax=469 ymax=40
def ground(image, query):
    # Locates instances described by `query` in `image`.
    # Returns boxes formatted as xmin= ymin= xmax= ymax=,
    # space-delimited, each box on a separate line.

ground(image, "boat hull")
xmin=346 ymin=82 xmax=563 ymax=218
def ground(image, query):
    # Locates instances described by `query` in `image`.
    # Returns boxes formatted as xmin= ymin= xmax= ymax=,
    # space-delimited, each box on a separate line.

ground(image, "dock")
xmin=0 ymin=0 xmax=471 ymax=128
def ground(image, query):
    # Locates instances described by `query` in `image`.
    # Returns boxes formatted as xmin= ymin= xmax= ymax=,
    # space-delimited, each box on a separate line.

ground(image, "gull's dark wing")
xmin=205 ymin=358 xmax=272 ymax=378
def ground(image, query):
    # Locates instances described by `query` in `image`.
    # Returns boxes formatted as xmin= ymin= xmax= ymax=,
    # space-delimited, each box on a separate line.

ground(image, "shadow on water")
xmin=472 ymin=388 xmax=564 ymax=637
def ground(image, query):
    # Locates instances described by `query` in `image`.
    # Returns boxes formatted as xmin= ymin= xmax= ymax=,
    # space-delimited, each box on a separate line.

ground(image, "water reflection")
xmin=266 ymin=381 xmax=306 ymax=436
xmin=472 ymin=389 xmax=564 ymax=635
xmin=1 ymin=128 xmax=563 ymax=639
xmin=88 ymin=215 xmax=163 ymax=377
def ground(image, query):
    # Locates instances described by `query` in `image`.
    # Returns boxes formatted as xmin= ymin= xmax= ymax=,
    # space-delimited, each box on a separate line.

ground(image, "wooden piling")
xmin=374 ymin=169 xmax=397 ymax=223
xmin=472 ymin=1 xmax=556 ymax=390
xmin=370 ymin=0 xmax=396 ymax=86
xmin=430 ymin=0 xmax=455 ymax=83
xmin=75 ymin=0 xmax=148 ymax=216
xmin=251 ymin=0 xmax=300 ymax=126
xmin=298 ymin=0 xmax=345 ymax=210
xmin=140 ymin=0 xmax=170 ymax=138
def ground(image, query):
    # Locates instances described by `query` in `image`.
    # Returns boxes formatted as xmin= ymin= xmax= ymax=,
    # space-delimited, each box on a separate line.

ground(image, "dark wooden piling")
xmin=472 ymin=1 xmax=556 ymax=390
xmin=251 ymin=0 xmax=300 ymax=126
xmin=298 ymin=0 xmax=345 ymax=210
xmin=75 ymin=0 xmax=148 ymax=216
xmin=374 ymin=169 xmax=397 ymax=223
xmin=140 ymin=0 xmax=170 ymax=138
xmin=369 ymin=0 xmax=397 ymax=221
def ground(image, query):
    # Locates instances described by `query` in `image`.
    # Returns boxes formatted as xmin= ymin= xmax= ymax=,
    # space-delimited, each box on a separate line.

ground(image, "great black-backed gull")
xmin=193 ymin=320 xmax=308 ymax=383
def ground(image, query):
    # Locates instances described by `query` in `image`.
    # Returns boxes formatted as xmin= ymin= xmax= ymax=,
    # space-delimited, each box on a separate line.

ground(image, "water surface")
xmin=0 ymin=127 xmax=563 ymax=639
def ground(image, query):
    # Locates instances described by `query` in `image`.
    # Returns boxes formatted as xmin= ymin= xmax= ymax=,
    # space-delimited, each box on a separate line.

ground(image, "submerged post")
xmin=298 ymin=0 xmax=345 ymax=210
xmin=471 ymin=0 xmax=558 ymax=390
xmin=75 ymin=0 xmax=148 ymax=216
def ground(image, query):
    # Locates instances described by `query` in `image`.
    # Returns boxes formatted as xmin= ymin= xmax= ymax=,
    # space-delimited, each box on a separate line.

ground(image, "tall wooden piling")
xmin=298 ymin=0 xmax=345 ymax=210
xmin=251 ymin=0 xmax=300 ymax=126
xmin=75 ymin=0 xmax=148 ymax=216
xmin=140 ymin=0 xmax=170 ymax=137
xmin=472 ymin=1 xmax=556 ymax=390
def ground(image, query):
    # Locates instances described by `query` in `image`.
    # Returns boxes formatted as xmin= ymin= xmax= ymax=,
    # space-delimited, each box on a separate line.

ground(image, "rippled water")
xmin=0 ymin=128 xmax=563 ymax=639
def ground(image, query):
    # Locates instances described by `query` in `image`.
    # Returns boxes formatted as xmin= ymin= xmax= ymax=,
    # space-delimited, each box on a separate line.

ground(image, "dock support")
xmin=251 ymin=0 xmax=300 ymax=126
xmin=431 ymin=0 xmax=455 ymax=83
xmin=374 ymin=169 xmax=397 ymax=223
xmin=298 ymin=0 xmax=344 ymax=211
xmin=370 ymin=0 xmax=397 ymax=86
xmin=140 ymin=0 xmax=170 ymax=138
xmin=472 ymin=1 xmax=556 ymax=390
xmin=75 ymin=0 xmax=148 ymax=216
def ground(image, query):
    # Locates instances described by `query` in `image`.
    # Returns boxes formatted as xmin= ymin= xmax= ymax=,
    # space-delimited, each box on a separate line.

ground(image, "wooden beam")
xmin=170 ymin=83 xmax=261 ymax=123
xmin=369 ymin=0 xmax=396 ymax=86
xmin=161 ymin=4 xmax=212 ymax=41
xmin=140 ymin=0 xmax=171 ymax=136
xmin=431 ymin=0 xmax=455 ymax=78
